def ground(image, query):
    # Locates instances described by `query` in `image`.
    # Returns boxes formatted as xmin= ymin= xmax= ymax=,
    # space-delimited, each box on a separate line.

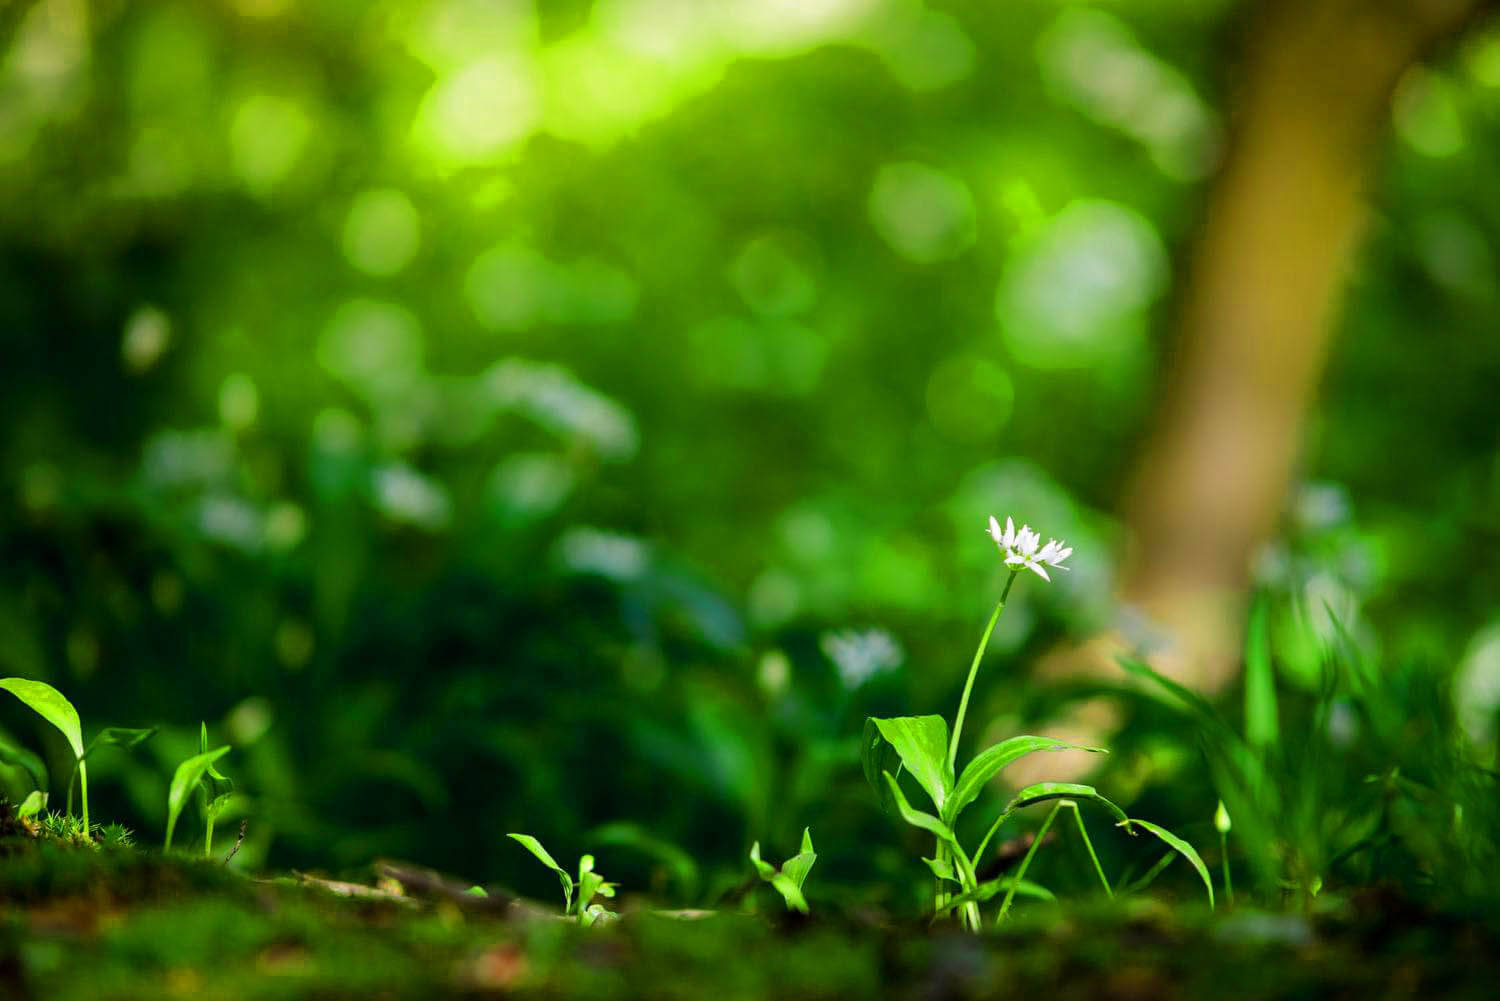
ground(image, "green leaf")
xmin=1120 ymin=818 xmax=1215 ymax=909
xmin=1007 ymin=782 xmax=1127 ymax=823
xmin=861 ymin=717 xmax=904 ymax=814
xmin=946 ymin=736 xmax=1107 ymax=824
xmin=1243 ymin=596 xmax=1279 ymax=751
xmin=0 ymin=738 xmax=49 ymax=792
xmin=750 ymin=829 xmax=817 ymax=913
xmin=165 ymin=745 xmax=231 ymax=851
xmin=934 ymin=875 xmax=1055 ymax=915
xmin=83 ymin=727 xmax=158 ymax=761
xmin=922 ymin=856 xmax=959 ymax=883
xmin=464 ymin=885 xmax=489 ymax=898
xmin=507 ymin=833 xmax=574 ymax=912
xmin=869 ymin=715 xmax=954 ymax=812
xmin=588 ymin=821 xmax=700 ymax=897
xmin=781 ymin=827 xmax=816 ymax=890
xmin=17 ymin=789 xmax=47 ymax=819
xmin=0 ymin=679 xmax=84 ymax=759
xmin=976 ymin=782 xmax=1129 ymax=862
xmin=884 ymin=771 xmax=959 ymax=849
xmin=200 ymin=723 xmax=230 ymax=783
xmin=748 ymin=840 xmax=776 ymax=880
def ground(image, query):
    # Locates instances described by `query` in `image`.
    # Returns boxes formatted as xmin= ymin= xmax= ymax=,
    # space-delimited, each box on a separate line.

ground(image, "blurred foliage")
xmin=2 ymin=0 xmax=1500 ymax=907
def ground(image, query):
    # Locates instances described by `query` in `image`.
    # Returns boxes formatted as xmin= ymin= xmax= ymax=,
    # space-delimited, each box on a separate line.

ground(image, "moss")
xmin=4 ymin=837 xmax=1500 ymax=1001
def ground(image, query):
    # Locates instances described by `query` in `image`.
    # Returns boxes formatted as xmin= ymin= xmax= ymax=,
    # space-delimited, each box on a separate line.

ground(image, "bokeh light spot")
xmin=229 ymin=95 xmax=311 ymax=195
xmin=343 ymin=189 xmax=422 ymax=276
xmin=318 ymin=300 xmax=425 ymax=400
xmin=729 ymin=233 xmax=819 ymax=317
xmin=1394 ymin=69 xmax=1466 ymax=158
xmin=997 ymin=200 xmax=1166 ymax=370
xmin=122 ymin=305 xmax=171 ymax=374
xmin=868 ymin=162 xmax=977 ymax=263
xmin=925 ymin=354 xmax=1015 ymax=442
xmin=412 ymin=56 xmax=538 ymax=165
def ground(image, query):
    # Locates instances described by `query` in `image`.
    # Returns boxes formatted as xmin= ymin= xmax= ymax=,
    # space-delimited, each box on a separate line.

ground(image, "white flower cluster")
xmin=986 ymin=515 xmax=1072 ymax=582
xmin=820 ymin=628 xmax=903 ymax=689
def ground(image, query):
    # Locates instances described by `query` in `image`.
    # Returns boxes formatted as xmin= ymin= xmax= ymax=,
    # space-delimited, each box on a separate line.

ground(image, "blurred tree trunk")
xmin=1041 ymin=0 xmax=1494 ymax=705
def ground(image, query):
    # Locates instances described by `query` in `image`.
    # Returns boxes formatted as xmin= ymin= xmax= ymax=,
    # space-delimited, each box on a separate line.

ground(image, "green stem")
xmin=205 ymin=812 xmax=215 ymax=858
xmin=78 ymin=760 xmax=89 ymax=834
xmin=1070 ymin=805 xmax=1112 ymax=898
xmin=948 ymin=572 xmax=1019 ymax=772
xmin=997 ymin=801 xmax=1063 ymax=923
xmin=1220 ymin=830 xmax=1234 ymax=906
xmin=974 ymin=806 xmax=1014 ymax=866
xmin=944 ymin=838 xmax=983 ymax=932
xmin=934 ymin=841 xmax=951 ymax=914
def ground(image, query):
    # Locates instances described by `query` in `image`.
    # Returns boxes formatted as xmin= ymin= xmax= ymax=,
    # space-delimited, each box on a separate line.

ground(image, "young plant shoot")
xmin=508 ymin=833 xmax=619 ymax=926
xmin=749 ymin=827 xmax=817 ymax=914
xmin=1 ymin=678 xmax=157 ymax=839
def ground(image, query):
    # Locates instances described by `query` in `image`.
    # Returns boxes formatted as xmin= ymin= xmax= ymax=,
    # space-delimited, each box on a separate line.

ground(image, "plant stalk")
xmin=948 ymin=571 xmax=1019 ymax=772
xmin=997 ymin=801 xmax=1063 ymax=923
xmin=1071 ymin=804 xmax=1112 ymax=898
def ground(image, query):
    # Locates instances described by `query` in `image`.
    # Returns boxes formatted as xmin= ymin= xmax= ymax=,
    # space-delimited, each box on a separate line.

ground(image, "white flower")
xmin=820 ymin=628 xmax=903 ymax=689
xmin=986 ymin=515 xmax=1072 ymax=582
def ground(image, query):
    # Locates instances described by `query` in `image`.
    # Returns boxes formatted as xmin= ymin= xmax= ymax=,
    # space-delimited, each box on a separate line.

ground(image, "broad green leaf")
xmin=861 ymin=717 xmax=904 ymax=814
xmin=508 ymin=833 xmax=574 ymax=912
xmin=17 ymin=789 xmax=47 ymax=819
xmin=884 ymin=771 xmax=959 ymax=848
xmin=781 ymin=828 xmax=816 ymax=890
xmin=870 ymin=715 xmax=954 ymax=811
xmin=0 ymin=739 xmax=49 ymax=792
xmin=767 ymin=873 xmax=809 ymax=913
xmin=0 ymin=679 xmax=84 ymax=759
xmin=1121 ymin=818 xmax=1215 ymax=909
xmin=934 ymin=876 xmax=1056 ymax=915
xmin=748 ymin=840 xmax=776 ymax=880
xmin=922 ymin=856 xmax=959 ymax=883
xmin=946 ymin=736 xmax=1107 ymax=824
xmin=1243 ymin=596 xmax=1279 ymax=751
xmin=1007 ymin=782 xmax=1127 ymax=823
xmin=165 ymin=745 xmax=231 ymax=851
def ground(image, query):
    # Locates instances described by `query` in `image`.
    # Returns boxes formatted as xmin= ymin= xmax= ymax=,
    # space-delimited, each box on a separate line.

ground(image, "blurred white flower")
xmin=820 ymin=628 xmax=903 ymax=689
xmin=987 ymin=515 xmax=1072 ymax=582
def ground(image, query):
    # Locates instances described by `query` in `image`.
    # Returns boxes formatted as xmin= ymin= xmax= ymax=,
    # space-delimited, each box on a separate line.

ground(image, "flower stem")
xmin=1220 ymin=829 xmax=1234 ymax=906
xmin=948 ymin=571 xmax=1019 ymax=772
xmin=1071 ymin=804 xmax=1112 ymax=898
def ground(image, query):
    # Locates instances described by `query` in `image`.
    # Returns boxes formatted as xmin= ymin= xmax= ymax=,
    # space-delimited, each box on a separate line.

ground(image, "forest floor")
xmin=3 ymin=832 xmax=1499 ymax=1001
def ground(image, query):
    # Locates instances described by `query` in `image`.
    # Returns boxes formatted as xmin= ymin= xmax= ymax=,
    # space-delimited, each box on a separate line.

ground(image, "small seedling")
xmin=17 ymin=790 xmax=48 ymax=820
xmin=1 ymin=678 xmax=157 ymax=837
xmin=508 ymin=833 xmax=618 ymax=926
xmin=165 ymin=731 xmax=232 ymax=853
xmin=749 ymin=827 xmax=817 ymax=913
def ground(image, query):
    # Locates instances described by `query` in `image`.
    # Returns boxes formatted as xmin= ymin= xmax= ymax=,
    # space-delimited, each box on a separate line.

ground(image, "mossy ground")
xmin=4 ymin=828 xmax=1499 ymax=1001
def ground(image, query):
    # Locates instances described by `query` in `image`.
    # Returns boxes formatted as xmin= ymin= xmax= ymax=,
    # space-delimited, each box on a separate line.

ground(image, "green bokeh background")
xmin=3 ymin=0 xmax=1500 ymax=906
